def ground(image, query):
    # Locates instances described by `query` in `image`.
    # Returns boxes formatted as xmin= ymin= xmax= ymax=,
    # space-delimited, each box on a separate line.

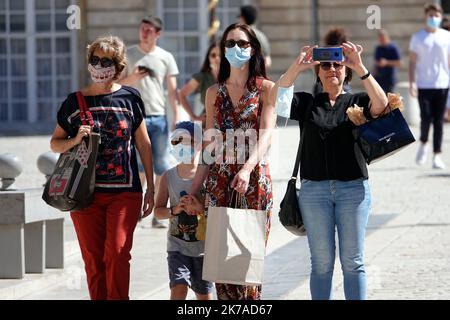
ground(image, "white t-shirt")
xmin=409 ymin=28 xmax=450 ymax=89
xmin=126 ymin=45 xmax=179 ymax=116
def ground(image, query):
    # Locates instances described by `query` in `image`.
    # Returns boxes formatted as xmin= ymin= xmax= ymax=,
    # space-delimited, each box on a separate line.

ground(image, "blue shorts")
xmin=167 ymin=251 xmax=213 ymax=295
xmin=137 ymin=115 xmax=172 ymax=176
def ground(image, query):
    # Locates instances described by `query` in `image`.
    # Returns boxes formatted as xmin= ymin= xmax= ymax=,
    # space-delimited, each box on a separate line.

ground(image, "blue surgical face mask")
xmin=170 ymin=144 xmax=194 ymax=164
xmin=225 ymin=45 xmax=252 ymax=68
xmin=427 ymin=16 xmax=442 ymax=29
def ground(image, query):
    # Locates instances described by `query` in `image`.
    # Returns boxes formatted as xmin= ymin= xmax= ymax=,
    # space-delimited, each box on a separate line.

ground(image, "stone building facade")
xmin=0 ymin=0 xmax=448 ymax=134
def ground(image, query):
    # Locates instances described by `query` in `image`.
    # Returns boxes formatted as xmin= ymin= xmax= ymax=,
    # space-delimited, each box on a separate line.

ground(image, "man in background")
xmin=238 ymin=4 xmax=272 ymax=70
xmin=374 ymin=29 xmax=401 ymax=93
xmin=409 ymin=3 xmax=450 ymax=170
xmin=120 ymin=16 xmax=180 ymax=228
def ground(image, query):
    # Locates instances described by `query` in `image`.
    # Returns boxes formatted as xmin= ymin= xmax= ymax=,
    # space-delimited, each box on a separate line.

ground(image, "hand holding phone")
xmin=137 ymin=66 xmax=156 ymax=77
xmin=312 ymin=47 xmax=344 ymax=62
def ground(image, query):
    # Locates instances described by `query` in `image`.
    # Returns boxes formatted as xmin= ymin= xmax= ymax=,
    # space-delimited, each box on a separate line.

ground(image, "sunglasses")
xmin=89 ymin=55 xmax=115 ymax=68
xmin=224 ymin=39 xmax=251 ymax=49
xmin=320 ymin=62 xmax=344 ymax=71
xmin=170 ymin=136 xmax=195 ymax=146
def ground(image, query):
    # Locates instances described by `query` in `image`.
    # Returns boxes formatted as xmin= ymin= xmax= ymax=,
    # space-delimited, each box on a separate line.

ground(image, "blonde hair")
xmin=87 ymin=35 xmax=126 ymax=80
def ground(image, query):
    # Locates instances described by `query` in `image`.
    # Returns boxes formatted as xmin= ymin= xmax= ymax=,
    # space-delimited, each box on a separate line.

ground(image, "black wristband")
xmin=360 ymin=71 xmax=371 ymax=80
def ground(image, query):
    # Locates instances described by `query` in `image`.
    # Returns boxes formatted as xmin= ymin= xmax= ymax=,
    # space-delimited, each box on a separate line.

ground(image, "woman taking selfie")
xmin=273 ymin=42 xmax=388 ymax=300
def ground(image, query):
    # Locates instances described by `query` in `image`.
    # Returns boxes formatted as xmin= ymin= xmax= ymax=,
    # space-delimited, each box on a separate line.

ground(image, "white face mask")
xmin=88 ymin=63 xmax=116 ymax=83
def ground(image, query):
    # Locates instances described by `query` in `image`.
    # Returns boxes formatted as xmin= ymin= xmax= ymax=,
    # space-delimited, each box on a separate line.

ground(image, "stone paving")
xmin=1 ymin=123 xmax=450 ymax=300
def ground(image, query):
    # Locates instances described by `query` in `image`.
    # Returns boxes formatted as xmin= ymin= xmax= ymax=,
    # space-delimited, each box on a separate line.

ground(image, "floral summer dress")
xmin=205 ymin=77 xmax=273 ymax=300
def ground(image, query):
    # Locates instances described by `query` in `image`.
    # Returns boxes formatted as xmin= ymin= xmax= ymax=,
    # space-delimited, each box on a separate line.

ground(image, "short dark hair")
xmin=424 ymin=3 xmax=443 ymax=14
xmin=323 ymin=27 xmax=347 ymax=46
xmin=239 ymin=5 xmax=258 ymax=25
xmin=141 ymin=15 xmax=163 ymax=31
xmin=442 ymin=16 xmax=450 ymax=31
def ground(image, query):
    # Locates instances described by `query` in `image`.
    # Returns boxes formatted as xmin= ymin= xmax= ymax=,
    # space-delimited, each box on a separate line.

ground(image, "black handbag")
xmin=355 ymin=108 xmax=416 ymax=164
xmin=42 ymin=92 xmax=100 ymax=211
xmin=278 ymin=105 xmax=311 ymax=237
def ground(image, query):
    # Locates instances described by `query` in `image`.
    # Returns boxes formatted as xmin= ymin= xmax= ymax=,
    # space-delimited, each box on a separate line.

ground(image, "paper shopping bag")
xmin=202 ymin=206 xmax=266 ymax=286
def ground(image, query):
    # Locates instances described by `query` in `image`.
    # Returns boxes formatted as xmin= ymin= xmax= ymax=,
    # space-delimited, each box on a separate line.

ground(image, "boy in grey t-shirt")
xmin=153 ymin=121 xmax=213 ymax=300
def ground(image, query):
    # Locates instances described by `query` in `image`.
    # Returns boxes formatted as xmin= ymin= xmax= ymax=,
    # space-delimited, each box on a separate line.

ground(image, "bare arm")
xmin=153 ymin=173 xmax=171 ymax=219
xmin=243 ymin=80 xmax=276 ymax=171
xmin=118 ymin=66 xmax=147 ymax=86
xmin=189 ymin=85 xmax=218 ymax=195
xmin=135 ymin=120 xmax=155 ymax=217
xmin=166 ymin=75 xmax=179 ymax=130
xmin=134 ymin=121 xmax=154 ymax=190
xmin=179 ymin=78 xmax=200 ymax=120
xmin=377 ymin=58 xmax=402 ymax=68
xmin=409 ymin=51 xmax=418 ymax=97
xmin=50 ymin=124 xmax=90 ymax=153
xmin=154 ymin=172 xmax=185 ymax=219
xmin=272 ymin=46 xmax=319 ymax=96
xmin=341 ymin=42 xmax=388 ymax=117
xmin=231 ymin=80 xmax=277 ymax=194
xmin=265 ymin=55 xmax=272 ymax=70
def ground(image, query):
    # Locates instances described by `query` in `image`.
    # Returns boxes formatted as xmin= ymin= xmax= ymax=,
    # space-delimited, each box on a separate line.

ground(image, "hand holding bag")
xmin=202 ymin=190 xmax=267 ymax=286
xmin=42 ymin=92 xmax=100 ymax=211
xmin=354 ymin=107 xmax=415 ymax=164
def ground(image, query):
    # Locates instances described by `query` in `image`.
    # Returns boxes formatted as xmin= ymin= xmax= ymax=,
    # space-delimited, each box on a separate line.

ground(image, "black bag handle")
xmin=291 ymin=102 xmax=313 ymax=179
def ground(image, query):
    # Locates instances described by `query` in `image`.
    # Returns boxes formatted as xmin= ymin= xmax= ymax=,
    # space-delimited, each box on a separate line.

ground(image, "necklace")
xmin=93 ymin=91 xmax=115 ymax=144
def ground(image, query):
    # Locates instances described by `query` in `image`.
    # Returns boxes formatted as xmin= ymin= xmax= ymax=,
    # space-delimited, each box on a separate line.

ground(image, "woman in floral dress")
xmin=189 ymin=23 xmax=276 ymax=300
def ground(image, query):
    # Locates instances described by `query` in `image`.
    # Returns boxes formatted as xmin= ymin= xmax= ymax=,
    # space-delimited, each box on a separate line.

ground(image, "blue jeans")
xmin=298 ymin=178 xmax=371 ymax=300
xmin=138 ymin=116 xmax=172 ymax=176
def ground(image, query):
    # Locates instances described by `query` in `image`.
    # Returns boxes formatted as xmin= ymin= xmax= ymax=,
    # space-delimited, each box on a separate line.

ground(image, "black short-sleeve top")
xmin=57 ymin=86 xmax=144 ymax=193
xmin=290 ymin=91 xmax=372 ymax=181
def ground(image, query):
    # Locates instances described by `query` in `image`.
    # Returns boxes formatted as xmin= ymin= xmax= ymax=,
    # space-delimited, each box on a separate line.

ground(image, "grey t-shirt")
xmin=166 ymin=166 xmax=205 ymax=257
xmin=253 ymin=27 xmax=271 ymax=57
xmin=126 ymin=45 xmax=179 ymax=116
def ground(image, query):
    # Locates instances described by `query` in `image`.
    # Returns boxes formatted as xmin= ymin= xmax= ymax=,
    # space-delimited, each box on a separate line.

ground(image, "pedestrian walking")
xmin=374 ymin=29 xmax=401 ymax=93
xmin=153 ymin=121 xmax=213 ymax=300
xmin=50 ymin=35 xmax=155 ymax=300
xmin=238 ymin=5 xmax=272 ymax=70
xmin=441 ymin=16 xmax=450 ymax=123
xmin=120 ymin=15 xmax=180 ymax=227
xmin=179 ymin=42 xmax=221 ymax=126
xmin=190 ymin=23 xmax=276 ymax=300
xmin=409 ymin=3 xmax=450 ymax=169
xmin=273 ymin=40 xmax=389 ymax=300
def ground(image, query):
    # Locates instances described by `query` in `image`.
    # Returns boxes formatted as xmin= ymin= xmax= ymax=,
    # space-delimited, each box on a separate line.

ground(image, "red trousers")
xmin=71 ymin=192 xmax=142 ymax=300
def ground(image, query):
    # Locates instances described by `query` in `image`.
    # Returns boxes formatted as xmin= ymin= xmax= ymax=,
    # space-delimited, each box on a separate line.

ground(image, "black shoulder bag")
xmin=278 ymin=104 xmax=311 ymax=236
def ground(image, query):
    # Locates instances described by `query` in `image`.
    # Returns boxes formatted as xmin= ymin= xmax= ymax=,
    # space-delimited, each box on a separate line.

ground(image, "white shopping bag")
xmin=202 ymin=204 xmax=267 ymax=286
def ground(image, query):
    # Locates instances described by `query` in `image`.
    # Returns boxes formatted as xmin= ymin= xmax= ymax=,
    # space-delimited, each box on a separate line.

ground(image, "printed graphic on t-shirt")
xmin=67 ymin=106 xmax=134 ymax=188
xmin=92 ymin=107 xmax=133 ymax=188
xmin=171 ymin=213 xmax=199 ymax=242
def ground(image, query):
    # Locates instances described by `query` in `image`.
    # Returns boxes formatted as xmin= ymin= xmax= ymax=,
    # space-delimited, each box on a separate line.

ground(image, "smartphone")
xmin=312 ymin=47 xmax=344 ymax=62
xmin=138 ymin=65 xmax=156 ymax=77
